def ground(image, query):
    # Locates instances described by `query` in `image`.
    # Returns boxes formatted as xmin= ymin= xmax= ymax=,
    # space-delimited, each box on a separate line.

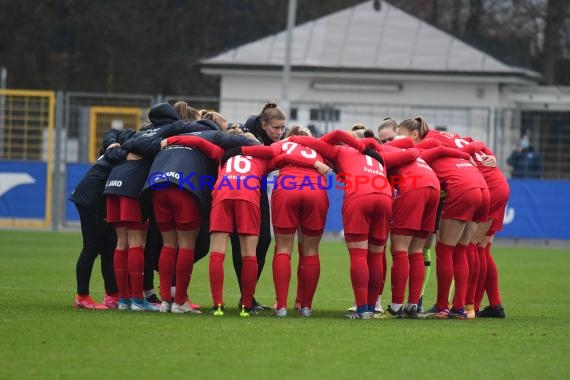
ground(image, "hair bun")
xmin=262 ymin=101 xmax=278 ymax=111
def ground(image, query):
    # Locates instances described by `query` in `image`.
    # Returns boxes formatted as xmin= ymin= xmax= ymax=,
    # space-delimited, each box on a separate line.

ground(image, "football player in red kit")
xmin=289 ymin=131 xmax=419 ymax=319
xmin=360 ymin=136 xmax=445 ymax=318
xmin=452 ymin=136 xmax=509 ymax=318
xmin=397 ymin=118 xmax=490 ymax=319
xmin=235 ymin=125 xmax=329 ymax=317
xmin=168 ymin=133 xmax=329 ymax=317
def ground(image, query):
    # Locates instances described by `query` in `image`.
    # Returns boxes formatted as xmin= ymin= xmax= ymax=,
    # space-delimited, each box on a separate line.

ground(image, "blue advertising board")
xmin=497 ymin=179 xmax=570 ymax=239
xmin=65 ymin=163 xmax=91 ymax=222
xmin=0 ymin=161 xmax=47 ymax=220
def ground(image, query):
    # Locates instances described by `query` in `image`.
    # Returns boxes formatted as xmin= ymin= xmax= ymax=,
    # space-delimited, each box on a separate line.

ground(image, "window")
xmin=309 ymin=107 xmax=340 ymax=122
xmin=290 ymin=107 xmax=298 ymax=121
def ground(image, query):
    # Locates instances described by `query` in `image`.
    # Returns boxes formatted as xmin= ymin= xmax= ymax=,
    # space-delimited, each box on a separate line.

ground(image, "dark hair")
xmin=259 ymin=101 xmax=286 ymax=126
xmin=139 ymin=121 xmax=153 ymax=131
xmin=363 ymin=129 xmax=375 ymax=138
xmin=397 ymin=116 xmax=430 ymax=139
xmin=351 ymin=123 xmax=366 ymax=131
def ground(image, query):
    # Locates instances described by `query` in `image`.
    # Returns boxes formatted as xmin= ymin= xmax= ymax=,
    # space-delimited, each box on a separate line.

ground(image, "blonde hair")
xmin=349 ymin=129 xmax=366 ymax=139
xmin=203 ymin=111 xmax=227 ymax=130
xmin=243 ymin=132 xmax=258 ymax=142
xmin=173 ymin=101 xmax=200 ymax=122
xmin=259 ymin=101 xmax=286 ymax=126
xmin=286 ymin=125 xmax=311 ymax=137
xmin=227 ymin=127 xmax=244 ymax=136
xmin=397 ymin=117 xmax=430 ymax=139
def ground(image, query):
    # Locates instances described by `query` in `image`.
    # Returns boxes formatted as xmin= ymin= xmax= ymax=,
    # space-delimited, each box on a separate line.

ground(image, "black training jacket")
xmin=102 ymin=104 xmax=218 ymax=199
xmin=69 ymin=128 xmax=135 ymax=215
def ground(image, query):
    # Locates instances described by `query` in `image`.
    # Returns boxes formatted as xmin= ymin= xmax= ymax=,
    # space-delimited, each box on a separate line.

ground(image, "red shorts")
xmin=271 ymin=188 xmax=328 ymax=236
xmin=390 ymin=187 xmax=440 ymax=237
xmin=441 ymin=187 xmax=489 ymax=222
xmin=106 ymin=195 xmax=147 ymax=230
xmin=342 ymin=193 xmax=392 ymax=245
xmin=152 ymin=186 xmax=201 ymax=232
xmin=210 ymin=199 xmax=260 ymax=235
xmin=487 ymin=181 xmax=510 ymax=234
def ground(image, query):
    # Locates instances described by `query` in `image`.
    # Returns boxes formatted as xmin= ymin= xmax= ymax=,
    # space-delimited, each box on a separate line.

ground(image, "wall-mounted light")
xmin=311 ymin=81 xmax=403 ymax=93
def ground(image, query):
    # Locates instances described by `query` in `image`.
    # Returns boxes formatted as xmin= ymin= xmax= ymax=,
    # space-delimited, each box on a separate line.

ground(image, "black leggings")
xmin=230 ymin=191 xmax=272 ymax=293
xmin=144 ymin=216 xmax=162 ymax=291
xmin=75 ymin=204 xmax=117 ymax=295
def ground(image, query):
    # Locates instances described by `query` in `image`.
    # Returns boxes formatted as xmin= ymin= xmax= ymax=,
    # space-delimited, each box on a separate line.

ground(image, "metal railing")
xmin=2 ymin=88 xmax=570 ymax=229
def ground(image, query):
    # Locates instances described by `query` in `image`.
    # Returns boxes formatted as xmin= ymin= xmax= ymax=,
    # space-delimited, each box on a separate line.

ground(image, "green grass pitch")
xmin=0 ymin=230 xmax=569 ymax=379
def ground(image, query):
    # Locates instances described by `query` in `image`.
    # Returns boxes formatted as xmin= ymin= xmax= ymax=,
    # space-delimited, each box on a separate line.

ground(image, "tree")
xmin=542 ymin=0 xmax=567 ymax=84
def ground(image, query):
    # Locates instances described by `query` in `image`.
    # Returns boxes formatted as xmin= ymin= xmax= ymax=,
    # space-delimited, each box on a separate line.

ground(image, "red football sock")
xmin=209 ymin=252 xmax=225 ymax=306
xmin=240 ymin=256 xmax=258 ymax=309
xmin=408 ymin=252 xmax=425 ymax=304
xmin=273 ymin=253 xmax=291 ymax=309
xmin=367 ymin=252 xmax=384 ymax=307
xmin=158 ymin=246 xmax=177 ymax=302
xmin=380 ymin=250 xmax=387 ymax=296
xmin=300 ymin=255 xmax=320 ymax=308
xmin=475 ymin=245 xmax=487 ymax=310
xmin=452 ymin=244 xmax=468 ymax=310
xmin=295 ymin=243 xmax=304 ymax=307
xmin=485 ymin=243 xmax=502 ymax=306
xmin=465 ymin=243 xmax=479 ymax=305
xmin=127 ymin=246 xmax=145 ymax=300
xmin=113 ymin=249 xmax=129 ymax=299
xmin=435 ymin=241 xmax=454 ymax=309
xmin=349 ymin=248 xmax=368 ymax=308
xmin=390 ymin=250 xmax=409 ymax=305
xmin=174 ymin=248 xmax=195 ymax=305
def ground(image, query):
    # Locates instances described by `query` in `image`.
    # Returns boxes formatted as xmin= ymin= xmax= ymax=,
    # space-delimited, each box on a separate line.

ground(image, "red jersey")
xmin=454 ymin=135 xmax=508 ymax=189
xmin=420 ymin=130 xmax=487 ymax=192
xmin=242 ymin=140 xmax=325 ymax=187
xmin=276 ymin=141 xmax=324 ymax=187
xmin=363 ymin=139 xmax=440 ymax=194
xmin=213 ymin=149 xmax=321 ymax=207
xmin=212 ymin=155 xmax=273 ymax=207
xmin=288 ymin=136 xmax=416 ymax=201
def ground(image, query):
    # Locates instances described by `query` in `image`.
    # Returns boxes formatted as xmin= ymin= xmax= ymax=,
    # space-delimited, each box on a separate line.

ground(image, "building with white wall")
xmin=202 ymin=0 xmax=570 ymax=176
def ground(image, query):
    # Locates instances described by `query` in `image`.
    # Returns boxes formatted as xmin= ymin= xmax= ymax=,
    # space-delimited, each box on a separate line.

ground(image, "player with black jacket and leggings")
xmin=71 ymin=127 xmax=135 ymax=309
xmin=233 ymin=102 xmax=286 ymax=310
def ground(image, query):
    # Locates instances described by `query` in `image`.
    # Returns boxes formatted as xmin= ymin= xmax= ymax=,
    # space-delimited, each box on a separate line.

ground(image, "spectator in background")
xmin=307 ymin=124 xmax=322 ymax=138
xmin=507 ymin=135 xmax=543 ymax=178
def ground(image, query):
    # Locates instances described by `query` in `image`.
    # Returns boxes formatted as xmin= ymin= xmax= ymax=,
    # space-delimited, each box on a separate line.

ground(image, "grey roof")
xmin=203 ymin=0 xmax=533 ymax=76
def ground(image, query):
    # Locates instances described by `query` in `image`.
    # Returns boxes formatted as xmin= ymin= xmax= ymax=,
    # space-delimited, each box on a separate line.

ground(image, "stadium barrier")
xmin=496 ymin=179 xmax=570 ymax=239
xmin=56 ymin=167 xmax=570 ymax=239
xmin=0 ymin=89 xmax=55 ymax=227
xmin=1 ymin=88 xmax=569 ymax=232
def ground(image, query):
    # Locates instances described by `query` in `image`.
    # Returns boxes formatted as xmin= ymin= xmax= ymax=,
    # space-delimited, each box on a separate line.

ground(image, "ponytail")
xmin=397 ymin=116 xmax=430 ymax=139
xmin=259 ymin=101 xmax=286 ymax=125
xmin=415 ymin=117 xmax=430 ymax=139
